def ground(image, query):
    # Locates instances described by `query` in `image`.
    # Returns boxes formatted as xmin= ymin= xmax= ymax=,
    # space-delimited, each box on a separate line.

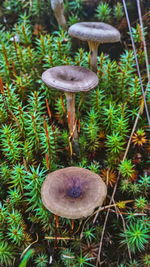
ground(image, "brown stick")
xmin=96 ymin=94 xmax=148 ymax=266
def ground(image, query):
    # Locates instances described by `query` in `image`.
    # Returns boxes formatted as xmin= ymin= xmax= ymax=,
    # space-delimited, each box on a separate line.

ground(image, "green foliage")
xmin=65 ymin=0 xmax=84 ymax=26
xmin=128 ymin=77 xmax=141 ymax=107
xmin=25 ymin=165 xmax=47 ymax=211
xmin=0 ymin=124 xmax=22 ymax=163
xmin=119 ymin=159 xmax=135 ymax=178
xmin=90 ymin=88 xmax=104 ymax=116
xmin=61 ymin=249 xmax=76 ymax=267
xmin=67 ymin=0 xmax=83 ymax=13
xmin=55 ymin=96 xmax=66 ymax=123
xmin=0 ymin=241 xmax=15 ymax=266
xmin=114 ymin=114 xmax=129 ymax=137
xmin=106 ymin=132 xmax=125 ymax=155
xmin=0 ymin=203 xmax=7 ymax=226
xmin=102 ymin=61 xmax=119 ymax=94
xmin=95 ymin=1 xmax=124 ymax=23
xmin=103 ymin=102 xmax=119 ymax=131
xmin=135 ymin=196 xmax=148 ymax=212
xmin=95 ymin=2 xmax=111 ymax=22
xmin=7 ymin=225 xmax=25 ymax=246
xmin=3 ymin=0 xmax=26 ymax=14
xmin=127 ymin=259 xmax=139 ymax=267
xmin=76 ymin=254 xmax=95 ymax=267
xmin=82 ymin=108 xmax=100 ymax=152
xmin=113 ymin=3 xmax=124 ymax=21
xmin=138 ymin=174 xmax=150 ymax=193
xmin=19 ymin=249 xmax=35 ymax=267
xmin=131 ymin=24 xmax=147 ymax=44
xmin=35 ymin=203 xmax=52 ymax=231
xmin=40 ymin=120 xmax=59 ymax=166
xmin=74 ymin=48 xmax=89 ymax=67
xmin=7 ymin=188 xmax=22 ymax=207
xmin=6 ymin=209 xmax=24 ymax=226
xmin=14 ymin=14 xmax=32 ymax=45
xmin=83 ymin=227 xmax=96 ymax=242
xmin=120 ymin=220 xmax=150 ymax=253
xmin=0 ymin=95 xmax=8 ymax=123
xmin=10 ymin=164 xmax=26 ymax=192
xmin=34 ymin=252 xmax=48 ymax=267
xmin=129 ymin=184 xmax=140 ymax=196
xmin=0 ymin=163 xmax=11 ymax=183
xmin=120 ymin=179 xmax=131 ymax=193
xmin=141 ymin=254 xmax=150 ymax=267
xmin=29 ymin=0 xmax=47 ymax=18
xmin=68 ymin=14 xmax=79 ymax=26
xmin=87 ymin=161 xmax=100 ymax=174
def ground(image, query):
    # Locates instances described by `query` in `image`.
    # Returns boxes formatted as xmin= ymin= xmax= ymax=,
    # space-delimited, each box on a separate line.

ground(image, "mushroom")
xmin=68 ymin=22 xmax=121 ymax=72
xmin=41 ymin=167 xmax=107 ymax=219
xmin=42 ymin=65 xmax=98 ymax=153
xmin=50 ymin=0 xmax=67 ymax=30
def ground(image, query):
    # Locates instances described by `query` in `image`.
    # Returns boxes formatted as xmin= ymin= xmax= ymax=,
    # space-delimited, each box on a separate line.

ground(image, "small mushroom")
xmin=41 ymin=167 xmax=107 ymax=219
xmin=50 ymin=0 xmax=67 ymax=30
xmin=68 ymin=22 xmax=121 ymax=72
xmin=42 ymin=66 xmax=98 ymax=152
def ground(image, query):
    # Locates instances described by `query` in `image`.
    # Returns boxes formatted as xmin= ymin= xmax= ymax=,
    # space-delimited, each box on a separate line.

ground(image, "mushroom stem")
xmin=88 ymin=41 xmax=100 ymax=73
xmin=54 ymin=8 xmax=67 ymax=30
xmin=51 ymin=0 xmax=67 ymax=30
xmin=65 ymin=92 xmax=78 ymax=141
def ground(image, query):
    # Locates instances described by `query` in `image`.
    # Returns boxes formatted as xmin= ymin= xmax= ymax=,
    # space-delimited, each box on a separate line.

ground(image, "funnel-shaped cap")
xmin=41 ymin=167 xmax=107 ymax=219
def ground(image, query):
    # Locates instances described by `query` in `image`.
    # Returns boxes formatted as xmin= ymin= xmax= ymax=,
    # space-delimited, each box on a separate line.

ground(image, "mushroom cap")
xmin=41 ymin=167 xmax=107 ymax=219
xmin=41 ymin=65 xmax=99 ymax=93
xmin=68 ymin=22 xmax=121 ymax=43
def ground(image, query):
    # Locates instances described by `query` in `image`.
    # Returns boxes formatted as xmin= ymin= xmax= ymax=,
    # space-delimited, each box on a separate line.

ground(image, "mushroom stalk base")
xmin=65 ymin=92 xmax=79 ymax=154
xmin=88 ymin=41 xmax=99 ymax=73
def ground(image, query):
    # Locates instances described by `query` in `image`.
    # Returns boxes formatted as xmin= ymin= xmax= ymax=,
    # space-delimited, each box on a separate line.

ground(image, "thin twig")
xmin=111 ymin=196 xmax=132 ymax=261
xmin=95 ymin=12 xmax=150 ymax=259
xmin=96 ymin=3 xmax=150 ymax=264
xmin=93 ymin=200 xmax=133 ymax=224
xmin=20 ymin=233 xmax=38 ymax=259
xmin=122 ymin=0 xmax=150 ymax=126
xmin=108 ymin=196 xmax=132 ymax=260
xmin=96 ymin=89 xmax=149 ymax=265
xmin=136 ymin=0 xmax=150 ymax=83
xmin=115 ymin=206 xmax=132 ymax=261
xmin=45 ymin=236 xmax=79 ymax=240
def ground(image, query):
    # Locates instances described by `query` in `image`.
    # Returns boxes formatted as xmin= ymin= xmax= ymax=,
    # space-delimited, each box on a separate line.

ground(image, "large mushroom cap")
xmin=41 ymin=167 xmax=107 ymax=219
xmin=42 ymin=65 xmax=99 ymax=93
xmin=68 ymin=22 xmax=121 ymax=43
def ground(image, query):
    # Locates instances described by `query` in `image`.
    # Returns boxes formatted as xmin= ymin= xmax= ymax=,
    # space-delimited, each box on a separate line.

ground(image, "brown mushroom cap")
xmin=41 ymin=167 xmax=107 ymax=219
xmin=41 ymin=65 xmax=99 ymax=93
xmin=68 ymin=22 xmax=121 ymax=43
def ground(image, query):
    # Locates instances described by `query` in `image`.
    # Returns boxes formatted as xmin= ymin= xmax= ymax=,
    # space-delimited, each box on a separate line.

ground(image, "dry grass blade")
xmin=20 ymin=233 xmax=38 ymax=259
xmin=96 ymin=1 xmax=150 ymax=259
xmin=96 ymin=88 xmax=149 ymax=265
xmin=136 ymin=0 xmax=150 ymax=82
xmin=45 ymin=236 xmax=79 ymax=240
xmin=122 ymin=0 xmax=150 ymax=126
